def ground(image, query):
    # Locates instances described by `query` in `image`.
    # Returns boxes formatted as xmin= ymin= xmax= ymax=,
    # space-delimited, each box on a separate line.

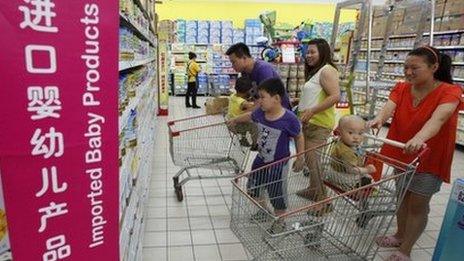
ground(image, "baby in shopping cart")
xmin=227 ymin=76 xmax=258 ymax=148
xmin=228 ymin=78 xmax=305 ymax=233
xmin=329 ymin=115 xmax=376 ymax=189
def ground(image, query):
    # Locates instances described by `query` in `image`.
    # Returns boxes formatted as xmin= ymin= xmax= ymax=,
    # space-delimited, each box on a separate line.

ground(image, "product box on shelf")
xmin=443 ymin=0 xmax=464 ymax=16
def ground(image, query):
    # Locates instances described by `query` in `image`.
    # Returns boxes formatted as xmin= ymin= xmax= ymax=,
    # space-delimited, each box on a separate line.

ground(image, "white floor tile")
xmin=186 ymin=196 xmax=207 ymax=206
xmin=194 ymin=245 xmax=221 ymax=261
xmin=219 ymin=243 xmax=248 ymax=261
xmin=168 ymin=246 xmax=194 ymax=261
xmin=167 ymin=217 xmax=190 ymax=231
xmin=168 ymin=231 xmax=192 ymax=246
xmin=210 ymin=215 xmax=231 ymax=229
xmin=143 ymin=232 xmax=167 ymax=247
xmin=146 ymin=207 xmax=166 ymax=219
xmin=188 ymin=205 xmax=209 ymax=217
xmin=142 ymin=247 xmax=167 ymax=261
xmin=145 ymin=218 xmax=167 ymax=232
xmin=208 ymin=205 xmax=230 ymax=216
xmin=191 ymin=230 xmax=217 ymax=245
xmin=167 ymin=206 xmax=189 ymax=218
xmin=214 ymin=229 xmax=240 ymax=244
xmin=189 ymin=216 xmax=213 ymax=230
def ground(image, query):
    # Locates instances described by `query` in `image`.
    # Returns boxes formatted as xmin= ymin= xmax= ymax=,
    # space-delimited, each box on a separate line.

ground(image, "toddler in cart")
xmin=227 ymin=76 xmax=258 ymax=148
xmin=228 ymin=78 xmax=305 ymax=234
xmin=328 ymin=115 xmax=376 ymax=189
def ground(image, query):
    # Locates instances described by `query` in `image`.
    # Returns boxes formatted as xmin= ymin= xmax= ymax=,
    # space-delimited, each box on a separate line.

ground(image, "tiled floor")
xmin=142 ymin=97 xmax=464 ymax=261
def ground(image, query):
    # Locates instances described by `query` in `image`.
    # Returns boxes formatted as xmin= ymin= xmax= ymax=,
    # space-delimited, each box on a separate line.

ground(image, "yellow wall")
xmin=156 ymin=1 xmax=356 ymax=28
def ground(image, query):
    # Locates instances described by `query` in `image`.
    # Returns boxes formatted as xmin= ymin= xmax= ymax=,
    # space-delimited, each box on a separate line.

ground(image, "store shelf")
xmin=383 ymin=72 xmax=403 ymax=77
xmin=424 ymin=29 xmax=464 ymax=36
xmin=453 ymin=62 xmax=464 ymax=66
xmin=386 ymin=47 xmax=413 ymax=51
xmin=389 ymin=34 xmax=417 ymax=39
xmin=384 ymin=60 xmax=404 ymax=64
xmin=360 ymin=48 xmax=381 ymax=51
xmin=119 ymin=78 xmax=152 ymax=133
xmin=120 ymin=13 xmax=155 ymax=47
xmin=119 ymin=57 xmax=156 ymax=71
xmin=455 ymin=78 xmax=464 ymax=82
xmin=457 ymin=140 xmax=464 ymax=146
xmin=436 ymin=46 xmax=464 ymax=50
xmin=460 ymin=111 xmax=464 ymax=115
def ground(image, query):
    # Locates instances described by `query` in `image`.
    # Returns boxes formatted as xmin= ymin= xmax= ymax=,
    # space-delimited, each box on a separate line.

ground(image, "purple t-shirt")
xmin=244 ymin=59 xmax=292 ymax=110
xmin=251 ymin=108 xmax=301 ymax=168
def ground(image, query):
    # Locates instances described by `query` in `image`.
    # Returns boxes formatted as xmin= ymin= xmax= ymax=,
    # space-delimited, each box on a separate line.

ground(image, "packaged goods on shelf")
xmin=233 ymin=29 xmax=245 ymax=43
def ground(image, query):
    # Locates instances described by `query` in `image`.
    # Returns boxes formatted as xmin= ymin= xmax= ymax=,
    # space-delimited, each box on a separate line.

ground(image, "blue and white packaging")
xmin=432 ymin=178 xmax=464 ymax=261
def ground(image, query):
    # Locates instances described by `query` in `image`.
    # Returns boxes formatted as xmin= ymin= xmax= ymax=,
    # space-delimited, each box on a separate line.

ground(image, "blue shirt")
xmin=251 ymin=108 xmax=301 ymax=168
xmin=244 ymin=59 xmax=292 ymax=110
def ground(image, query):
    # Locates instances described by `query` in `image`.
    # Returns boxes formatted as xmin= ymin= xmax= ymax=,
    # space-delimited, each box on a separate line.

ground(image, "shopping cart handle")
xmin=363 ymin=133 xmax=406 ymax=149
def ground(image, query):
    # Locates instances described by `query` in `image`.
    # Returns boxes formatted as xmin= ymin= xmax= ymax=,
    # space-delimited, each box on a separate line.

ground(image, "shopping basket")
xmin=230 ymin=136 xmax=428 ymax=260
xmin=168 ymin=114 xmax=250 ymax=201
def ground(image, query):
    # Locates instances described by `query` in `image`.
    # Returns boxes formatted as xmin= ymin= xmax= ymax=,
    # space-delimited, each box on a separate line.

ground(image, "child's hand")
xmin=292 ymin=156 xmax=305 ymax=172
xmin=226 ymin=119 xmax=237 ymax=129
xmin=366 ymin=164 xmax=376 ymax=174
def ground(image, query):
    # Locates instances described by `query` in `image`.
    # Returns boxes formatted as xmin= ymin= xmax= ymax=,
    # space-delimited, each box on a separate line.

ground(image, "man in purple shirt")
xmin=226 ymin=43 xmax=291 ymax=110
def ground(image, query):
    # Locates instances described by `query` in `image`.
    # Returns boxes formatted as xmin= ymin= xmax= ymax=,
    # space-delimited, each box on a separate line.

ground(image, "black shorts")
xmin=247 ymin=163 xmax=288 ymax=210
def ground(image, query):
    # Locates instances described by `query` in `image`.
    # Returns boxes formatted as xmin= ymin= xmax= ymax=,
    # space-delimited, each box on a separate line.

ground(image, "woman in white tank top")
xmin=295 ymin=39 xmax=340 ymax=209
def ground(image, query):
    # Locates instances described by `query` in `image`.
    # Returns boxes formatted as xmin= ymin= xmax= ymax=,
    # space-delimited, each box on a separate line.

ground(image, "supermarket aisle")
xmin=142 ymin=97 xmax=464 ymax=261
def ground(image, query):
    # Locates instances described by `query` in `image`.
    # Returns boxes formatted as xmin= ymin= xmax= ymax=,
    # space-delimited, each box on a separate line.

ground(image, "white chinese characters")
xmin=27 ymin=86 xmax=62 ymax=120
xmin=36 ymin=166 xmax=68 ymax=197
xmin=19 ymin=0 xmax=58 ymax=33
xmin=30 ymin=127 xmax=64 ymax=158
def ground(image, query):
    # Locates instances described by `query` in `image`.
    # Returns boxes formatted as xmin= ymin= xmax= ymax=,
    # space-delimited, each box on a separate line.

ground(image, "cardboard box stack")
xmin=210 ymin=21 xmax=221 ymax=44
xmin=197 ymin=21 xmax=210 ymax=44
xmin=244 ymin=19 xmax=263 ymax=45
xmin=185 ymin=20 xmax=198 ymax=44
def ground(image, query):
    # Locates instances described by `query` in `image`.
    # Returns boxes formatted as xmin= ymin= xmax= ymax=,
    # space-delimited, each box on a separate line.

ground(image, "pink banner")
xmin=0 ymin=1 xmax=119 ymax=260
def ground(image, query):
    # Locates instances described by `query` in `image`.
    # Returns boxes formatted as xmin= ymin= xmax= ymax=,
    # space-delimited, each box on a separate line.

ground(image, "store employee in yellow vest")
xmin=186 ymin=52 xmax=201 ymax=108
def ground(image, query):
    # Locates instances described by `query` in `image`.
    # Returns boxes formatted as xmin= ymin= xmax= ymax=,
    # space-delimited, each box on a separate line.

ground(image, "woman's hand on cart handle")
xmin=300 ymin=108 xmax=314 ymax=124
xmin=404 ymin=136 xmax=427 ymax=155
xmin=363 ymin=133 xmax=430 ymax=159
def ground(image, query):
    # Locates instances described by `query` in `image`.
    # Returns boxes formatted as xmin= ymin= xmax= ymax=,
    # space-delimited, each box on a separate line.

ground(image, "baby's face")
xmin=339 ymin=120 xmax=365 ymax=147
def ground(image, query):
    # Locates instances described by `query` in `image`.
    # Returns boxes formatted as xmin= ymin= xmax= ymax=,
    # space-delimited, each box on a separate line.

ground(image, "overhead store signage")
xmin=0 ymin=1 xmax=119 ymax=260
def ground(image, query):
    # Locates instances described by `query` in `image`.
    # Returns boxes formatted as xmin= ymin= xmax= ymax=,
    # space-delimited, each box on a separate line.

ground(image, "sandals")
xmin=385 ymin=251 xmax=411 ymax=261
xmin=375 ymin=235 xmax=402 ymax=248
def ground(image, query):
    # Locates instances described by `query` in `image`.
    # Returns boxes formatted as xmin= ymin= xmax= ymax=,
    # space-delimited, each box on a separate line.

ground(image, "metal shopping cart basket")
xmin=230 ymin=136 xmax=428 ymax=260
xmin=168 ymin=114 xmax=250 ymax=201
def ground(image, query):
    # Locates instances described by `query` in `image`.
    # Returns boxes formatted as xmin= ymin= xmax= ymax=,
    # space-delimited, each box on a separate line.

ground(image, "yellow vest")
xmin=228 ymin=94 xmax=246 ymax=118
xmin=187 ymin=60 xmax=201 ymax=82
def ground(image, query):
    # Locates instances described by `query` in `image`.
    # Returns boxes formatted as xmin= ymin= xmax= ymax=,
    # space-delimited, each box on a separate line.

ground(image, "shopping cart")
xmin=168 ymin=114 xmax=250 ymax=201
xmin=230 ymin=136 xmax=428 ymax=260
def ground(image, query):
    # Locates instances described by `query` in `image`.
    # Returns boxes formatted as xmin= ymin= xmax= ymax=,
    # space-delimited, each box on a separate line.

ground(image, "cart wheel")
xmin=173 ymin=176 xmax=179 ymax=188
xmin=355 ymin=213 xmax=372 ymax=228
xmin=303 ymin=231 xmax=321 ymax=248
xmin=175 ymin=186 xmax=183 ymax=202
xmin=303 ymin=168 xmax=310 ymax=177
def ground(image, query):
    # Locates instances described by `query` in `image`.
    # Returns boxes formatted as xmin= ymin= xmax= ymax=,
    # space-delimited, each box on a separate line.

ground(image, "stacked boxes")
xmin=221 ymin=21 xmax=234 ymax=44
xmin=176 ymin=20 xmax=186 ymax=43
xmin=158 ymin=20 xmax=176 ymax=42
xmin=185 ymin=20 xmax=198 ymax=43
xmin=244 ymin=19 xmax=263 ymax=45
xmin=197 ymin=21 xmax=210 ymax=44
xmin=277 ymin=63 xmax=306 ymax=98
xmin=210 ymin=21 xmax=221 ymax=44
xmin=233 ymin=29 xmax=245 ymax=43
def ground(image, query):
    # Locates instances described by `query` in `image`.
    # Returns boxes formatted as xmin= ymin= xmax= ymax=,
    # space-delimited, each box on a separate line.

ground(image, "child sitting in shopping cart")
xmin=228 ymin=77 xmax=305 ymax=233
xmin=329 ymin=115 xmax=376 ymax=189
xmin=227 ymin=76 xmax=258 ymax=148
